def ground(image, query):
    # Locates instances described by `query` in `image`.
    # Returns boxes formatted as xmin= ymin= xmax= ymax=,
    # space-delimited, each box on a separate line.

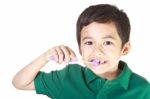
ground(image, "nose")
xmin=94 ymin=45 xmax=104 ymax=56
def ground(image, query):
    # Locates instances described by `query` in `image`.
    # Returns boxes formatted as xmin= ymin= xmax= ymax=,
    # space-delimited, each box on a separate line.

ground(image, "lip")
xmin=90 ymin=59 xmax=107 ymax=66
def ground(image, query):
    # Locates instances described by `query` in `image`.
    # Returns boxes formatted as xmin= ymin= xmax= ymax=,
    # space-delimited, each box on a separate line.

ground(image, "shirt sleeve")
xmin=145 ymin=84 xmax=150 ymax=99
xmin=34 ymin=67 xmax=68 ymax=98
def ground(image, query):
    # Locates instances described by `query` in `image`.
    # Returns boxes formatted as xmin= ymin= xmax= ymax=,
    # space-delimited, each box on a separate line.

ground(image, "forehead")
xmin=80 ymin=22 xmax=119 ymax=40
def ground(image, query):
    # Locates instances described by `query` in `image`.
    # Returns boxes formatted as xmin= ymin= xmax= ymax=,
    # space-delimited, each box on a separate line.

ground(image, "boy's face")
xmin=80 ymin=22 xmax=130 ymax=77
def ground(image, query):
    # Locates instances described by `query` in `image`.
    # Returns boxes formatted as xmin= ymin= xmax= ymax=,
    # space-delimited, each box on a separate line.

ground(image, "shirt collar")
xmin=84 ymin=67 xmax=99 ymax=84
xmin=112 ymin=60 xmax=132 ymax=90
xmin=84 ymin=60 xmax=132 ymax=90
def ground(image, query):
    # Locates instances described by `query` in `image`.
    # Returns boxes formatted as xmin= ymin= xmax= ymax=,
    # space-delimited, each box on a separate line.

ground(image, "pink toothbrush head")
xmin=90 ymin=59 xmax=100 ymax=66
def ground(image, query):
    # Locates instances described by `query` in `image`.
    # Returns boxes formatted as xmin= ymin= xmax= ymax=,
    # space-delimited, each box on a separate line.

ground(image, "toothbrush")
xmin=91 ymin=59 xmax=99 ymax=66
xmin=90 ymin=60 xmax=99 ymax=66
xmin=49 ymin=56 xmax=82 ymax=64
xmin=49 ymin=56 xmax=99 ymax=66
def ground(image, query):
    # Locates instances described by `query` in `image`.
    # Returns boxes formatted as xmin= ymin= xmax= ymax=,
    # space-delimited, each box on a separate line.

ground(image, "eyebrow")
xmin=82 ymin=37 xmax=93 ymax=41
xmin=82 ymin=35 xmax=116 ymax=41
xmin=102 ymin=35 xmax=116 ymax=40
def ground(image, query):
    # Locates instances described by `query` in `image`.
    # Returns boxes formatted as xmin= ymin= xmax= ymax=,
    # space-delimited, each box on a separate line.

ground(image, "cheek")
xmin=104 ymin=47 xmax=122 ymax=58
xmin=80 ymin=46 xmax=93 ymax=57
xmin=106 ymin=49 xmax=122 ymax=61
xmin=81 ymin=48 xmax=88 ymax=56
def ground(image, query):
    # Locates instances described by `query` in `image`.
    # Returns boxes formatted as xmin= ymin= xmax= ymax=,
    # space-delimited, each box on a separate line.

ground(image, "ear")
xmin=121 ymin=41 xmax=131 ymax=55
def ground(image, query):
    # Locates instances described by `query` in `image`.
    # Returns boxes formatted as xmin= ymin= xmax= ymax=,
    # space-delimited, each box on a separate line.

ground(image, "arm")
xmin=12 ymin=45 xmax=76 ymax=90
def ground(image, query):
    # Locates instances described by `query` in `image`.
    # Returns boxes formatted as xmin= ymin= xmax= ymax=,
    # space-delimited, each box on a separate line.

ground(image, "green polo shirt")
xmin=34 ymin=61 xmax=150 ymax=99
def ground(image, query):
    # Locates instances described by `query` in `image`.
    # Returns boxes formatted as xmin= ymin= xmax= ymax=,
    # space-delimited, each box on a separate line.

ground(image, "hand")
xmin=45 ymin=45 xmax=77 ymax=64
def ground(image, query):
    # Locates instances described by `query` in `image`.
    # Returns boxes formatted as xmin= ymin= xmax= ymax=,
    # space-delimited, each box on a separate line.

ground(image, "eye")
xmin=103 ymin=41 xmax=113 ymax=46
xmin=84 ymin=41 xmax=93 ymax=45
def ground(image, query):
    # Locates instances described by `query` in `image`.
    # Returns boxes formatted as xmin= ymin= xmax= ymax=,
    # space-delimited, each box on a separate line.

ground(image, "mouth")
xmin=89 ymin=59 xmax=107 ymax=66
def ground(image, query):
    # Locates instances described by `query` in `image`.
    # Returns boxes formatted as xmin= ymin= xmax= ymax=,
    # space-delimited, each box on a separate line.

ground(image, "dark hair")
xmin=76 ymin=4 xmax=130 ymax=48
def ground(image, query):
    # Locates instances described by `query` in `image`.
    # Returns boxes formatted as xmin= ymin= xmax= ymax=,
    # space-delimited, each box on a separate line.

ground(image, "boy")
xmin=12 ymin=4 xmax=150 ymax=99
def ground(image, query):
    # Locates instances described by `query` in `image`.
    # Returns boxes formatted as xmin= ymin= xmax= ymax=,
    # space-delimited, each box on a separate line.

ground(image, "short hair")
xmin=76 ymin=4 xmax=130 ymax=48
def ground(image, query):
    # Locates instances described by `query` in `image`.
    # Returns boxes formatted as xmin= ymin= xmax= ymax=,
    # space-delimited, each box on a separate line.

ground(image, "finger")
xmin=52 ymin=49 xmax=59 ymax=63
xmin=47 ymin=48 xmax=59 ymax=63
xmin=67 ymin=46 xmax=77 ymax=61
xmin=60 ymin=45 xmax=71 ymax=63
xmin=55 ymin=46 xmax=64 ymax=64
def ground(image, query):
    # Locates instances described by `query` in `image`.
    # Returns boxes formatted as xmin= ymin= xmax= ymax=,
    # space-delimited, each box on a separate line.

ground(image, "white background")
xmin=0 ymin=0 xmax=150 ymax=98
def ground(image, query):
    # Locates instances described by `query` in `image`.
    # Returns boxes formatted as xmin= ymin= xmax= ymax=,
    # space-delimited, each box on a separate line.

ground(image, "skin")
xmin=12 ymin=45 xmax=77 ymax=90
xmin=12 ymin=22 xmax=130 ymax=90
xmin=80 ymin=22 xmax=130 ymax=80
